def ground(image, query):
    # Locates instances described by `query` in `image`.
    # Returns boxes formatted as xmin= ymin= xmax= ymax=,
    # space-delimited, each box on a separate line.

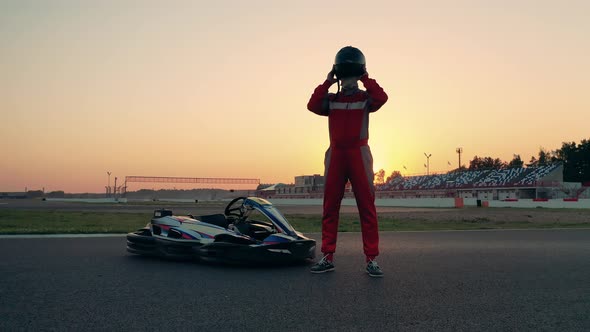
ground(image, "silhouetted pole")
xmin=107 ymin=171 xmax=111 ymax=197
xmin=424 ymin=153 xmax=432 ymax=175
xmin=456 ymin=147 xmax=463 ymax=170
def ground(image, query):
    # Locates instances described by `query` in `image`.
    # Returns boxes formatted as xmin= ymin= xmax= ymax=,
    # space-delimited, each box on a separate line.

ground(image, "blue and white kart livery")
xmin=127 ymin=197 xmax=316 ymax=264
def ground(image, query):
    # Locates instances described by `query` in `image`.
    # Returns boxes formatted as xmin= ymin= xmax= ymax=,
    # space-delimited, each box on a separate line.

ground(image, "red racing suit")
xmin=307 ymin=75 xmax=388 ymax=261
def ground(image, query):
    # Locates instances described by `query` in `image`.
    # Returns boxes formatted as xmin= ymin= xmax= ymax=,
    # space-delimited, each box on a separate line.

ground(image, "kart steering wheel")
xmin=224 ymin=197 xmax=248 ymax=219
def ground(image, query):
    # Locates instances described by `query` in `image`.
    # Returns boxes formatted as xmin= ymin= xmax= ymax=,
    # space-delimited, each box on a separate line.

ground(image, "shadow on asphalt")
xmin=124 ymin=253 xmax=313 ymax=270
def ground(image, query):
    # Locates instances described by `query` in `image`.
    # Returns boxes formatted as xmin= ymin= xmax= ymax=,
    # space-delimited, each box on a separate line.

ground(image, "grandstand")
xmin=375 ymin=164 xmax=565 ymax=200
xmin=379 ymin=164 xmax=562 ymax=191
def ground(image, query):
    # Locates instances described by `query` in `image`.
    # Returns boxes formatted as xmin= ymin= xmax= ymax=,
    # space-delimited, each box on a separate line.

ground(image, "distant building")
xmin=294 ymin=174 xmax=324 ymax=191
xmin=0 ymin=192 xmax=27 ymax=199
xmin=259 ymin=174 xmax=325 ymax=198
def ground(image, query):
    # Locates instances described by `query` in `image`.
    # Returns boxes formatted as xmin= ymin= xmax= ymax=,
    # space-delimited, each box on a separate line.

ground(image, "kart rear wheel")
xmin=126 ymin=229 xmax=157 ymax=256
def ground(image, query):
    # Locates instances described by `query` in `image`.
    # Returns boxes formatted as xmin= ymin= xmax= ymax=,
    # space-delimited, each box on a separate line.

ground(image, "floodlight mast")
xmin=424 ymin=153 xmax=432 ymax=175
xmin=107 ymin=171 xmax=111 ymax=197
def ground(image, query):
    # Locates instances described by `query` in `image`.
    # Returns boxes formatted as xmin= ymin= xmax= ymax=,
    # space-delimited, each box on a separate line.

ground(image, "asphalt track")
xmin=1 ymin=230 xmax=589 ymax=331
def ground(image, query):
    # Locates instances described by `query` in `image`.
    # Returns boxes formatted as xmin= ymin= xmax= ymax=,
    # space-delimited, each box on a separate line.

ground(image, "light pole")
xmin=107 ymin=172 xmax=111 ymax=197
xmin=424 ymin=153 xmax=432 ymax=175
xmin=456 ymin=147 xmax=463 ymax=170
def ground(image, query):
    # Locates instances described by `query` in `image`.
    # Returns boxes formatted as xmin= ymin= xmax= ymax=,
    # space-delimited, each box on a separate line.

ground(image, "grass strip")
xmin=0 ymin=210 xmax=147 ymax=234
xmin=1 ymin=209 xmax=589 ymax=234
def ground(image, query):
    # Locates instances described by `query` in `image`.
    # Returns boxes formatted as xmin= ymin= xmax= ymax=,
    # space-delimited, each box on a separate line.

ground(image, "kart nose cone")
xmin=288 ymin=241 xmax=316 ymax=259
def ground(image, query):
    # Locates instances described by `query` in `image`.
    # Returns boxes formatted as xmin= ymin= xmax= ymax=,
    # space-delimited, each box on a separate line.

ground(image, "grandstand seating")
xmin=515 ymin=163 xmax=560 ymax=186
xmin=377 ymin=164 xmax=561 ymax=191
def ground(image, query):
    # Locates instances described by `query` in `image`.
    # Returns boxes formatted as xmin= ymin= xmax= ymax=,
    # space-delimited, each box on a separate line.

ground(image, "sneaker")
xmin=310 ymin=255 xmax=335 ymax=274
xmin=366 ymin=260 xmax=383 ymax=277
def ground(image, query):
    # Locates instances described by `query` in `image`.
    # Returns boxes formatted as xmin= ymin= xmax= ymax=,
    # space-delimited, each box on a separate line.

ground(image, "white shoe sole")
xmin=310 ymin=267 xmax=335 ymax=273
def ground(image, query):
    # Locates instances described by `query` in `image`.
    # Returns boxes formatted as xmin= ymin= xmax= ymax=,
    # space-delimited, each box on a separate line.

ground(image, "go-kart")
xmin=126 ymin=197 xmax=316 ymax=264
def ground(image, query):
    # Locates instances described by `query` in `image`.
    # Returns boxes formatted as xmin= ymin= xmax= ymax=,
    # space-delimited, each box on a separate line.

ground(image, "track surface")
xmin=1 ymin=230 xmax=589 ymax=331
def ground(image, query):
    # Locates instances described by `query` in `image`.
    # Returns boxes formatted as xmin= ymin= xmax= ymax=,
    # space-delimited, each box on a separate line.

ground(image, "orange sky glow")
xmin=1 ymin=1 xmax=589 ymax=193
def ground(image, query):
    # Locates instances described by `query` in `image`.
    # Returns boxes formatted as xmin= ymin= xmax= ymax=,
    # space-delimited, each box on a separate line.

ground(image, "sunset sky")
xmin=2 ymin=0 xmax=589 ymax=193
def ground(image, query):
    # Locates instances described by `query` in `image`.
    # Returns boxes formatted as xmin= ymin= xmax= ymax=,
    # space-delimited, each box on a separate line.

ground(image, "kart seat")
xmin=198 ymin=214 xmax=229 ymax=228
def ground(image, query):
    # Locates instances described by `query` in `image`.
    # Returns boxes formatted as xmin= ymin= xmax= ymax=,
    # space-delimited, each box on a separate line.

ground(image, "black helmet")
xmin=333 ymin=46 xmax=366 ymax=79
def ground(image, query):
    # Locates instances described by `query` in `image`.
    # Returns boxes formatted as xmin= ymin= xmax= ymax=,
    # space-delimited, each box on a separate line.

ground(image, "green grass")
xmin=0 ymin=210 xmax=147 ymax=234
xmin=1 ymin=209 xmax=589 ymax=234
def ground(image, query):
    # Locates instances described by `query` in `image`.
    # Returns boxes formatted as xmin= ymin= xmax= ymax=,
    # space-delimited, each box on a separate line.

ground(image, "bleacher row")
xmin=377 ymin=164 xmax=561 ymax=191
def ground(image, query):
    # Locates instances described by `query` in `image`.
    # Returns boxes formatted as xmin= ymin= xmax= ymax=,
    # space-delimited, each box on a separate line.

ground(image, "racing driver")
xmin=307 ymin=46 xmax=388 ymax=277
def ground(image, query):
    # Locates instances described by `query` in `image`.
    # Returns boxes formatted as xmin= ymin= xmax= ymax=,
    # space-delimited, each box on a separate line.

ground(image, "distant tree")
xmin=538 ymin=147 xmax=550 ymax=165
xmin=26 ymin=190 xmax=44 ymax=198
xmin=468 ymin=156 xmax=506 ymax=170
xmin=580 ymin=139 xmax=590 ymax=182
xmin=553 ymin=139 xmax=590 ymax=182
xmin=554 ymin=141 xmax=576 ymax=177
xmin=468 ymin=156 xmax=481 ymax=170
xmin=385 ymin=170 xmax=403 ymax=183
xmin=448 ymin=165 xmax=468 ymax=173
xmin=46 ymin=191 xmax=65 ymax=198
xmin=527 ymin=155 xmax=538 ymax=167
xmin=374 ymin=169 xmax=385 ymax=185
xmin=507 ymin=154 xmax=524 ymax=168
